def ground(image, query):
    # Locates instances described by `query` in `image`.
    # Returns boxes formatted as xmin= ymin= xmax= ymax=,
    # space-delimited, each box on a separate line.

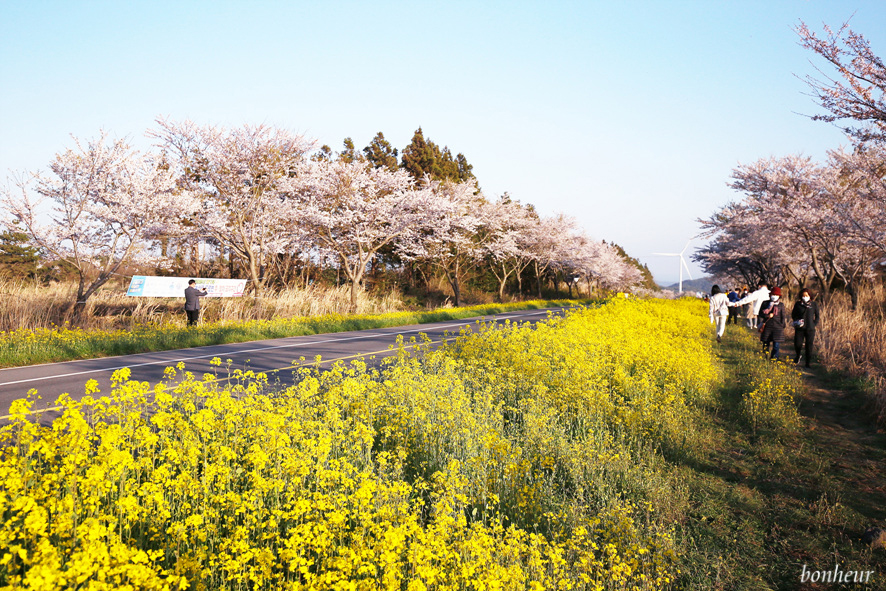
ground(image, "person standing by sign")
xmin=184 ymin=280 xmax=208 ymax=326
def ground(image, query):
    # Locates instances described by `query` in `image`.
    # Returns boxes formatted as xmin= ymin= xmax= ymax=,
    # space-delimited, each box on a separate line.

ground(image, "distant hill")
xmin=659 ymin=277 xmax=715 ymax=293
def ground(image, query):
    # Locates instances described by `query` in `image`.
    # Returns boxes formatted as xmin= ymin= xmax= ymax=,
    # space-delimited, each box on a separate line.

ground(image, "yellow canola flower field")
xmin=0 ymin=298 xmax=719 ymax=590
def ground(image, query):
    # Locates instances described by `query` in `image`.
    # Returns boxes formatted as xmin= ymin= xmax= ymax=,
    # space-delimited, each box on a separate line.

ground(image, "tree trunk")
xmin=535 ymin=261 xmax=543 ymax=299
xmin=348 ymin=256 xmax=369 ymax=314
xmin=350 ymin=280 xmax=359 ymax=313
xmin=494 ymin=264 xmax=510 ymax=303
xmin=246 ymin=254 xmax=263 ymax=300
xmin=848 ymin=281 xmax=859 ymax=310
xmin=349 ymin=268 xmax=365 ymax=314
xmin=444 ymin=261 xmax=463 ymax=307
xmin=416 ymin=264 xmax=431 ymax=295
xmin=809 ymin=248 xmax=832 ymax=298
xmin=71 ymin=272 xmax=112 ymax=324
xmin=451 ymin=259 xmax=463 ymax=307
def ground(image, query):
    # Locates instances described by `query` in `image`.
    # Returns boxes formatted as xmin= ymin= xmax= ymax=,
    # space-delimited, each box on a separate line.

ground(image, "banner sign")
xmin=125 ymin=276 xmax=247 ymax=298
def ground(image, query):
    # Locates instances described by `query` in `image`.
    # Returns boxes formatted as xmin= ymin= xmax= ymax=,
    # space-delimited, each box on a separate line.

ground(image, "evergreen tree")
xmin=0 ymin=229 xmax=39 ymax=279
xmin=400 ymin=127 xmax=476 ymax=183
xmin=400 ymin=127 xmax=438 ymax=180
xmin=313 ymin=145 xmax=334 ymax=162
xmin=438 ymin=147 xmax=459 ymax=180
xmin=339 ymin=137 xmax=363 ymax=163
xmin=607 ymin=242 xmax=660 ymax=291
xmin=456 ymin=153 xmax=474 ymax=182
xmin=362 ymin=132 xmax=399 ymax=171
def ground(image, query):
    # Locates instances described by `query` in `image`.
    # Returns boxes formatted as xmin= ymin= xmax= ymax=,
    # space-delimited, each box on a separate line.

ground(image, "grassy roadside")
xmin=676 ymin=325 xmax=886 ymax=590
xmin=0 ymin=298 xmax=595 ymax=369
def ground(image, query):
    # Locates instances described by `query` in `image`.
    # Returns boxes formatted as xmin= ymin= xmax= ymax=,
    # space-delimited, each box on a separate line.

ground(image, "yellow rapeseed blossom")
xmin=0 ymin=298 xmax=718 ymax=589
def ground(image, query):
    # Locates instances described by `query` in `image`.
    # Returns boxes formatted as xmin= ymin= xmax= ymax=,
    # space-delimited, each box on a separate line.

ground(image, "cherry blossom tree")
xmin=815 ymin=151 xmax=883 ymax=306
xmin=829 ymin=144 xmax=886 ymax=255
xmin=695 ymin=203 xmax=803 ymax=289
xmin=522 ymin=214 xmax=579 ymax=298
xmin=699 ymin=153 xmax=884 ymax=305
xmin=398 ymin=179 xmax=488 ymax=307
xmin=0 ymin=132 xmax=188 ymax=313
xmin=152 ymin=118 xmax=313 ymax=298
xmin=558 ymin=235 xmax=642 ymax=295
xmin=797 ymin=21 xmax=886 ymax=143
xmin=726 ymin=155 xmax=843 ymax=295
xmin=482 ymin=196 xmax=536 ymax=301
xmin=593 ymin=242 xmax=644 ymax=292
xmin=287 ymin=160 xmax=430 ymax=312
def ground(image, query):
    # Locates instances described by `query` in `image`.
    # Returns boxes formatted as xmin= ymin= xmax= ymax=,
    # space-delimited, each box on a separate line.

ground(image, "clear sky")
xmin=2 ymin=1 xmax=884 ymax=284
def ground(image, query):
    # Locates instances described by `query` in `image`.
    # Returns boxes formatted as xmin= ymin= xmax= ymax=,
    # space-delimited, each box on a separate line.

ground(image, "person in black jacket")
xmin=791 ymin=288 xmax=820 ymax=367
xmin=184 ymin=280 xmax=208 ymax=326
xmin=759 ymin=286 xmax=786 ymax=360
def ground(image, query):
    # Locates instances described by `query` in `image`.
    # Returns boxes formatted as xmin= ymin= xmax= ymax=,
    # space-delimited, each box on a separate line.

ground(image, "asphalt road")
xmin=0 ymin=307 xmax=568 ymax=422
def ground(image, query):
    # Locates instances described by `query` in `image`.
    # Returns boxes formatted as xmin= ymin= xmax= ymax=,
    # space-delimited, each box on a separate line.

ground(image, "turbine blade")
xmin=681 ymin=256 xmax=693 ymax=280
xmin=680 ymin=240 xmax=691 ymax=255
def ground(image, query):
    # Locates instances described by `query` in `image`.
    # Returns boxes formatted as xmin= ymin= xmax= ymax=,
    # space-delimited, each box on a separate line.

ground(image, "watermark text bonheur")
xmin=801 ymin=563 xmax=875 ymax=584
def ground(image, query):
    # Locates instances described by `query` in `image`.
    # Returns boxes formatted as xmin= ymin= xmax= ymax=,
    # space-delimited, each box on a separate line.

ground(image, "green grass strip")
xmin=675 ymin=327 xmax=886 ymax=588
xmin=0 ymin=299 xmax=595 ymax=368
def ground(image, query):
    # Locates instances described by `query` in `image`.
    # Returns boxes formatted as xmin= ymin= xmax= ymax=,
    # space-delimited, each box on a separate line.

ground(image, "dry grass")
xmin=0 ymin=279 xmax=407 ymax=332
xmin=816 ymin=283 xmax=886 ymax=424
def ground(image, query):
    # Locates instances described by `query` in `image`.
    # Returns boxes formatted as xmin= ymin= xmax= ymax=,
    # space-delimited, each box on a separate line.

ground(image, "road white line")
xmin=0 ymin=310 xmax=554 ymax=387
xmin=0 ymin=341 xmax=444 ymax=420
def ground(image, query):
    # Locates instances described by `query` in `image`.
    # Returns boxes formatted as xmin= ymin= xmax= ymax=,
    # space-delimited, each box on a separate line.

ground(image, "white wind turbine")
xmin=652 ymin=240 xmax=693 ymax=294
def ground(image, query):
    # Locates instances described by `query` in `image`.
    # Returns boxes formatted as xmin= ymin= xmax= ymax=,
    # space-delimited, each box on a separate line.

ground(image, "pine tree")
xmin=608 ymin=242 xmax=660 ymax=291
xmin=400 ymin=128 xmax=476 ymax=183
xmin=400 ymin=127 xmax=438 ymax=180
xmin=0 ymin=229 xmax=39 ymax=279
xmin=339 ymin=138 xmax=362 ymax=163
xmin=313 ymin=145 xmax=333 ymax=162
xmin=362 ymin=132 xmax=399 ymax=171
xmin=438 ymin=147 xmax=459 ymax=180
xmin=456 ymin=153 xmax=474 ymax=182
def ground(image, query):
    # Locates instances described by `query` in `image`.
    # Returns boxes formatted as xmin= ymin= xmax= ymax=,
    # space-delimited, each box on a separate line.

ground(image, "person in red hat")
xmin=759 ymin=286 xmax=786 ymax=359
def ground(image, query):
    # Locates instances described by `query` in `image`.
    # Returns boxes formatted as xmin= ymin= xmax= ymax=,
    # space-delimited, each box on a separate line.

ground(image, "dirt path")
xmin=796 ymin=366 xmax=886 ymax=535
xmin=682 ymin=334 xmax=886 ymax=590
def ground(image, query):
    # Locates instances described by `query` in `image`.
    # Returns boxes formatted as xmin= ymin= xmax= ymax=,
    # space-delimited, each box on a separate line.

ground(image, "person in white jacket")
xmin=709 ymin=285 xmax=730 ymax=343
xmin=731 ymin=282 xmax=770 ymax=329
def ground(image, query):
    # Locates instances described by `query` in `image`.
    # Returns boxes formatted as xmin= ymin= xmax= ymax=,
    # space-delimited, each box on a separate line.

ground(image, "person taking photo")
xmin=184 ymin=279 xmax=208 ymax=326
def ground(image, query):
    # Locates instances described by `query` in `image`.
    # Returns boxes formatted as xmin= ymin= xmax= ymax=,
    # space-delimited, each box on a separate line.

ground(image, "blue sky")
xmin=2 ymin=1 xmax=884 ymax=284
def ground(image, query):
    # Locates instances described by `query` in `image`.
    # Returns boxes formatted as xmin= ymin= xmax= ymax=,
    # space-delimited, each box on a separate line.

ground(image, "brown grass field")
xmin=816 ymin=283 xmax=886 ymax=424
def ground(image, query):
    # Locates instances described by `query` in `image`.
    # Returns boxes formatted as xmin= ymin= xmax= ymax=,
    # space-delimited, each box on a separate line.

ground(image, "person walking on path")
xmin=759 ymin=286 xmax=786 ymax=359
xmin=739 ymin=286 xmax=753 ymax=327
xmin=709 ymin=285 xmax=730 ymax=343
xmin=792 ymin=288 xmax=820 ymax=367
xmin=731 ymin=282 xmax=770 ymax=329
xmin=727 ymin=287 xmax=741 ymax=325
xmin=184 ymin=279 xmax=208 ymax=326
